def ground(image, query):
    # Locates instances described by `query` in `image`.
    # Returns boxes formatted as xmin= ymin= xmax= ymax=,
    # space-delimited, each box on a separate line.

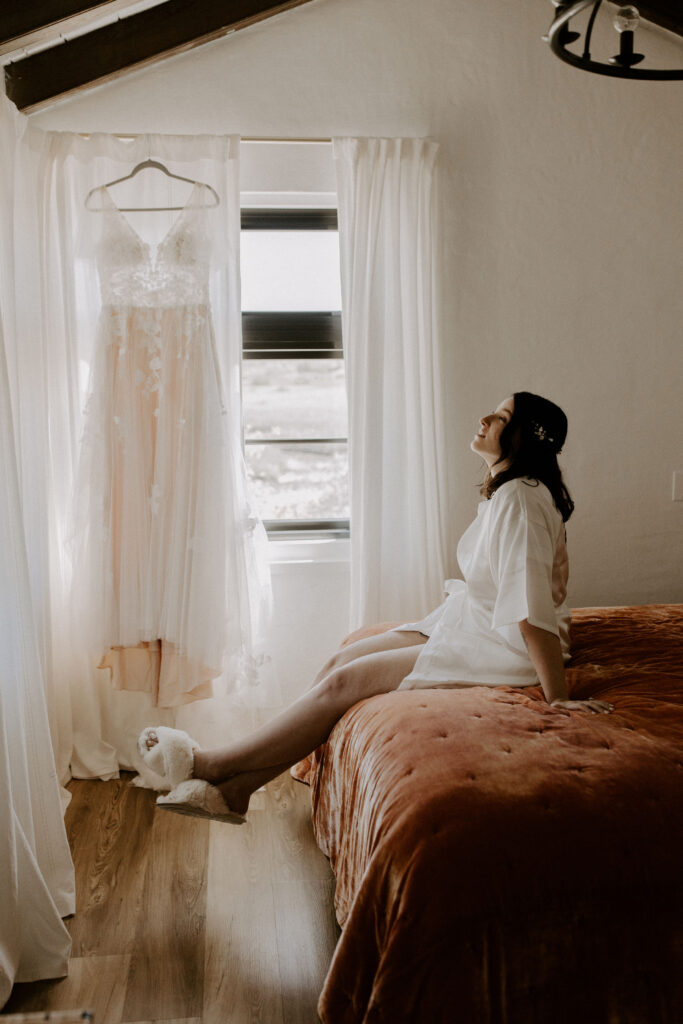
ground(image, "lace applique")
xmin=96 ymin=188 xmax=213 ymax=309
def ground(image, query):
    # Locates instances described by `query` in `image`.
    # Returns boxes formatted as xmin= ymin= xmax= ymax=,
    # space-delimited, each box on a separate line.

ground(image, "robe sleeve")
xmin=488 ymin=482 xmax=561 ymax=638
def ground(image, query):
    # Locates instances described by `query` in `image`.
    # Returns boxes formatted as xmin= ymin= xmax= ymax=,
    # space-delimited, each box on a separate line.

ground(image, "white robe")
xmin=398 ymin=478 xmax=570 ymax=690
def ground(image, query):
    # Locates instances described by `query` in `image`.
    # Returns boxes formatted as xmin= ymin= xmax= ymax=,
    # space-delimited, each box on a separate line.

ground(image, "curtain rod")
xmin=77 ymin=133 xmax=331 ymax=143
xmin=243 ymin=137 xmax=331 ymax=143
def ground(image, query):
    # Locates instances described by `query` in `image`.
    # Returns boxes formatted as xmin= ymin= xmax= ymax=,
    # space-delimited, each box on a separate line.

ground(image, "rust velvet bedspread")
xmin=294 ymin=605 xmax=683 ymax=1024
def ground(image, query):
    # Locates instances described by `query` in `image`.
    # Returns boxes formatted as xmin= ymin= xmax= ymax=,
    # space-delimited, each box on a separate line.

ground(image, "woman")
xmin=139 ymin=391 xmax=613 ymax=824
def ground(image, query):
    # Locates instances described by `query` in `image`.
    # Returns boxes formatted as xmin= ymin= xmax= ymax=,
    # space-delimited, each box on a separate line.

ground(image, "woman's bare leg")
xmin=307 ymin=628 xmax=426 ymax=686
xmin=190 ymin=631 xmax=426 ymax=813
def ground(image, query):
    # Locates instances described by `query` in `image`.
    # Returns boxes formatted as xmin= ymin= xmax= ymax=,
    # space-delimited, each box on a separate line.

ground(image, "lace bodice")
xmin=95 ymin=183 xmax=215 ymax=308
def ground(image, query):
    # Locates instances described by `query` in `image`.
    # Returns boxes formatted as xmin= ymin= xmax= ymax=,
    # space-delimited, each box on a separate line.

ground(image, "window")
xmin=240 ymin=206 xmax=349 ymax=538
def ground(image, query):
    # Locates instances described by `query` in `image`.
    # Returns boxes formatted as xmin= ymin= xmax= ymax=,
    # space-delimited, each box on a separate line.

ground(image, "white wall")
xmin=269 ymin=541 xmax=350 ymax=701
xmin=30 ymin=0 xmax=683 ymax=683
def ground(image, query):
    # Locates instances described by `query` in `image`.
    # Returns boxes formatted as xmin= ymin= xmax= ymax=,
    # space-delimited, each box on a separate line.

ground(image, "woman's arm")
xmin=518 ymin=619 xmax=613 ymax=714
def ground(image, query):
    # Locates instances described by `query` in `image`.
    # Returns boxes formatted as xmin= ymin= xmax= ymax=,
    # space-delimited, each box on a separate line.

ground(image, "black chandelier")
xmin=546 ymin=0 xmax=683 ymax=79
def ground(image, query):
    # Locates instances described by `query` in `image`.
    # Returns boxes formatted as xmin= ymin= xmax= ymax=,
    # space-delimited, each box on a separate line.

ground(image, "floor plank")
xmin=65 ymin=777 xmax=156 ymax=957
xmin=3 ymin=955 xmax=131 ymax=1024
xmin=203 ymin=809 xmax=285 ymax=1024
xmin=266 ymin=777 xmax=340 ymax=1024
xmin=121 ymin=807 xmax=209 ymax=1022
xmin=121 ymin=1019 xmax=201 ymax=1023
xmin=275 ymin=877 xmax=339 ymax=1024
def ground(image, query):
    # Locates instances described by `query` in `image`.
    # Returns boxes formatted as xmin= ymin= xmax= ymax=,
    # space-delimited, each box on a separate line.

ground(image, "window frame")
xmin=240 ymin=207 xmax=349 ymax=540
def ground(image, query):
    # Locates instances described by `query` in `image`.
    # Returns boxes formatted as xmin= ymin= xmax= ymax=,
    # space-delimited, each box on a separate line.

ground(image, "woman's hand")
xmin=518 ymin=620 xmax=614 ymax=714
xmin=550 ymin=698 xmax=614 ymax=714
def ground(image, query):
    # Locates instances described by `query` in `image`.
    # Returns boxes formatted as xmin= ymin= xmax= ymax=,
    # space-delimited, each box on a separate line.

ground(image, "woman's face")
xmin=471 ymin=397 xmax=514 ymax=469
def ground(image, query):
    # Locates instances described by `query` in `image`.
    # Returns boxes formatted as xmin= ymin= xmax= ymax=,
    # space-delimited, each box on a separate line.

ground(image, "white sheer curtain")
xmin=334 ymin=137 xmax=448 ymax=628
xmin=0 ymin=92 xmax=72 ymax=1007
xmin=5 ymin=122 xmax=274 ymax=784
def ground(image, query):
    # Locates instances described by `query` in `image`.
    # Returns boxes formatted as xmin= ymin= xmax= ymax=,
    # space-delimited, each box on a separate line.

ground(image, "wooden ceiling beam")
xmin=0 ymin=1 xmax=151 ymax=58
xmin=4 ymin=0 xmax=315 ymax=112
xmin=637 ymin=1 xmax=683 ymax=38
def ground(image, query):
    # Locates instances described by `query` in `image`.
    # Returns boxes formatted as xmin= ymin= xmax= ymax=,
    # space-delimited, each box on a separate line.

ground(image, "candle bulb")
xmin=609 ymin=5 xmax=645 ymax=67
xmin=614 ymin=6 xmax=640 ymax=32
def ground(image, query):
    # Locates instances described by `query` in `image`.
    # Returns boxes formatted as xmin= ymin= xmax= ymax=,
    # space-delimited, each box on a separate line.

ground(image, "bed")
xmin=293 ymin=604 xmax=683 ymax=1023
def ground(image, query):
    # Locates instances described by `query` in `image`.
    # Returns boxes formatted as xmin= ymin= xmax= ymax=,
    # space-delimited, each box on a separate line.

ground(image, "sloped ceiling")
xmin=2 ymin=0 xmax=682 ymax=112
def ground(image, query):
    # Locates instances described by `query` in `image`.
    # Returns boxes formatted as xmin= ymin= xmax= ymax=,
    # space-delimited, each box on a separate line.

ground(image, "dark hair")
xmin=480 ymin=391 xmax=575 ymax=522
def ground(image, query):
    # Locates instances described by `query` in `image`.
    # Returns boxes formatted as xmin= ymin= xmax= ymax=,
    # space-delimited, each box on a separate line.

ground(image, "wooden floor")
xmin=4 ymin=773 xmax=340 ymax=1024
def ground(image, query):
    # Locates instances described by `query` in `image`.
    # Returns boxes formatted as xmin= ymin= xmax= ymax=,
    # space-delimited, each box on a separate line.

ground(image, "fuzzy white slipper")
xmin=137 ymin=726 xmax=200 ymax=790
xmin=157 ymin=779 xmax=247 ymax=825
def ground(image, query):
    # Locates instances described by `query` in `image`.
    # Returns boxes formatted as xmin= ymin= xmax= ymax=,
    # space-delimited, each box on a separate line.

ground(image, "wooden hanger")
xmin=85 ymin=158 xmax=220 ymax=211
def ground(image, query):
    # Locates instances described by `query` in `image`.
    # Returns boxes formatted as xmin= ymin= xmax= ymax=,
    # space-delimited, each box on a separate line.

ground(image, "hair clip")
xmin=531 ymin=421 xmax=556 ymax=447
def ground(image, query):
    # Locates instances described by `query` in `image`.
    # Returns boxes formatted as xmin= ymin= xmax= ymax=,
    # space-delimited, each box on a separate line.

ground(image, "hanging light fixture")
xmin=546 ymin=0 xmax=683 ymax=79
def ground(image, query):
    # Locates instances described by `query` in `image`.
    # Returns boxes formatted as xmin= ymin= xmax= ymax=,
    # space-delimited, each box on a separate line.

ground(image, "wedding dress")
xmin=76 ymin=182 xmax=269 ymax=708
